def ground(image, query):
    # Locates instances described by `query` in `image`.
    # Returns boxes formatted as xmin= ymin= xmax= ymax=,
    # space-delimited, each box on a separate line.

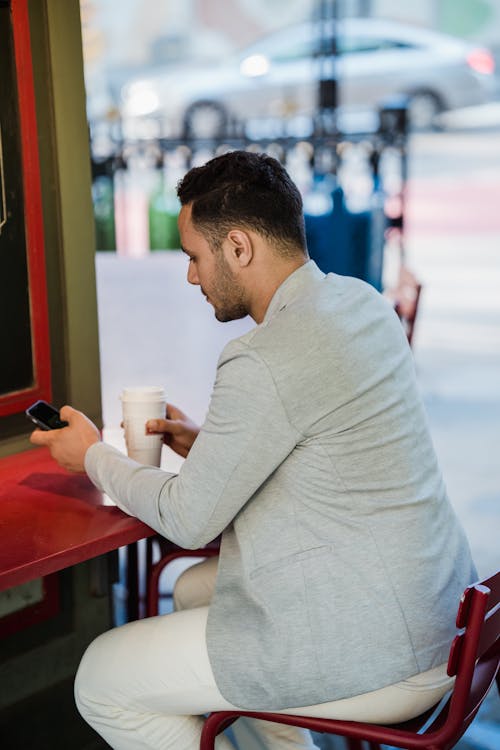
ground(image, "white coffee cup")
xmin=120 ymin=386 xmax=166 ymax=466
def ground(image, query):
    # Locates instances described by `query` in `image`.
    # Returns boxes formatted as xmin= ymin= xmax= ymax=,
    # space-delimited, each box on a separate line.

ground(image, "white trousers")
xmin=75 ymin=557 xmax=453 ymax=750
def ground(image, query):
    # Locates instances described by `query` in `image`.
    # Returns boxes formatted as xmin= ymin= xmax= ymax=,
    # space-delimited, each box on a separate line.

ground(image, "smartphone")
xmin=26 ymin=400 xmax=68 ymax=430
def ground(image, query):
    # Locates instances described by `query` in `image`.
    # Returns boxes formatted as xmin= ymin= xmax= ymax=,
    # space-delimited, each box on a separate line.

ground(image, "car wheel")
xmin=182 ymin=100 xmax=229 ymax=139
xmin=407 ymin=90 xmax=444 ymax=131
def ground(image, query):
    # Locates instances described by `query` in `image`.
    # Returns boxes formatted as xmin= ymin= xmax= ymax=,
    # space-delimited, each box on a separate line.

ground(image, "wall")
xmin=0 ymin=4 xmax=113 ymax=747
xmin=0 ymin=0 xmax=102 ymax=457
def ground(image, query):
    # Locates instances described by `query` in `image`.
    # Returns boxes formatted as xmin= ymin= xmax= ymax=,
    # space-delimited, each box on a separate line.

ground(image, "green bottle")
xmin=149 ymin=165 xmax=180 ymax=251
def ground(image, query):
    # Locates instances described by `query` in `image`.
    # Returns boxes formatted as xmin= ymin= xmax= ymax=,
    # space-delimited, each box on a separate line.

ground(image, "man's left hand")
xmin=30 ymin=405 xmax=100 ymax=473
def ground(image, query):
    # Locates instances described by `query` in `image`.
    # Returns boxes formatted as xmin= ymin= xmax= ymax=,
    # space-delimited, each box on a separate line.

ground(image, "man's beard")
xmin=210 ymin=253 xmax=248 ymax=322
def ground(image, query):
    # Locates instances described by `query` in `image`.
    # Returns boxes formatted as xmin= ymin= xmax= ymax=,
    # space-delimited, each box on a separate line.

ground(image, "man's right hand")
xmin=146 ymin=403 xmax=200 ymax=458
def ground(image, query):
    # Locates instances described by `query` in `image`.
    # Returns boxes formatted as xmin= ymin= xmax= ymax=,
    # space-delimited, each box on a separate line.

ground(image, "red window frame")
xmin=0 ymin=0 xmax=52 ymax=417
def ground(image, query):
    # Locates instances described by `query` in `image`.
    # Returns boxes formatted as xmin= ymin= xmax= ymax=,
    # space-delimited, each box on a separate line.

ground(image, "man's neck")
xmin=250 ymin=257 xmax=308 ymax=324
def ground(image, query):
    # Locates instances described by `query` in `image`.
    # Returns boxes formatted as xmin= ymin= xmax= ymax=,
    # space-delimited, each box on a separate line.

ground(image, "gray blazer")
xmin=86 ymin=261 xmax=476 ymax=710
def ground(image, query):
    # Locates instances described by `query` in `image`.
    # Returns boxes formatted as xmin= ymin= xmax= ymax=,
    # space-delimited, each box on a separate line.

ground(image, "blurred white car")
xmin=120 ymin=17 xmax=498 ymax=137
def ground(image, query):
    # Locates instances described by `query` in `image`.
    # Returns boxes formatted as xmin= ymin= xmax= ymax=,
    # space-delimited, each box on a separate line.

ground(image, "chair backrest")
xmin=429 ymin=570 xmax=500 ymax=743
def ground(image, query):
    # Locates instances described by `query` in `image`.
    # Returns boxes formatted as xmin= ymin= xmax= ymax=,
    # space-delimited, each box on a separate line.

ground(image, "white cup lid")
xmin=120 ymin=386 xmax=165 ymax=402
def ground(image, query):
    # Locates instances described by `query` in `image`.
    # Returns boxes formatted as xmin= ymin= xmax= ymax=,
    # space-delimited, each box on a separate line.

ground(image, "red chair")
xmin=146 ymin=543 xmax=220 ymax=617
xmin=200 ymin=569 xmax=500 ymax=750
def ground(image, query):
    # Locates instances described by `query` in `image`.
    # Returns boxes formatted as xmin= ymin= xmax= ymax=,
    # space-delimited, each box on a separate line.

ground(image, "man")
xmin=32 ymin=150 xmax=476 ymax=750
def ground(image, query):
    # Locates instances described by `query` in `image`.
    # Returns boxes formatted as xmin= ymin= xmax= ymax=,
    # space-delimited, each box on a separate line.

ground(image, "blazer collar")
xmin=263 ymin=260 xmax=325 ymax=324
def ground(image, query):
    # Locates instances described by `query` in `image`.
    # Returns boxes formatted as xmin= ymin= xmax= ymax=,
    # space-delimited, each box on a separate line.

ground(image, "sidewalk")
xmin=404 ymin=129 xmax=500 ymax=582
xmin=402 ymin=230 xmax=500 ymax=750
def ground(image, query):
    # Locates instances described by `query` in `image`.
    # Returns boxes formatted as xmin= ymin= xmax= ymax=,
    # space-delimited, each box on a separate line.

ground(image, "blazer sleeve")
xmin=85 ymin=339 xmax=301 ymax=548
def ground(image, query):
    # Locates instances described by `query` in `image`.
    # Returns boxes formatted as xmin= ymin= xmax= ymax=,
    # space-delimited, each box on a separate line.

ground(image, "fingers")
xmin=146 ymin=418 xmax=178 ymax=435
xmin=60 ymin=404 xmax=76 ymax=422
xmin=125 ymin=404 xmax=178 ymax=434
xmin=30 ymin=428 xmax=52 ymax=446
xmin=30 ymin=404 xmax=100 ymax=472
xmin=164 ymin=403 xmax=188 ymax=421
xmin=30 ymin=404 xmax=76 ymax=445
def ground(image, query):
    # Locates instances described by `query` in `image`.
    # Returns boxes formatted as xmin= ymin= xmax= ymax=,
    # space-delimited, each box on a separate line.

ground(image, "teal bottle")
xmin=93 ymin=173 xmax=116 ymax=251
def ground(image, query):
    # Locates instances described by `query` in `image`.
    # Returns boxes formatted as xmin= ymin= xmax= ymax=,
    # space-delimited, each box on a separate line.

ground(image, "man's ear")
xmin=225 ymin=229 xmax=253 ymax=268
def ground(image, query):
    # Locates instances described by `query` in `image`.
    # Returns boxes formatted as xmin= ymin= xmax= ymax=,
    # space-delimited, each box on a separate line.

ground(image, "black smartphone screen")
xmin=26 ymin=400 xmax=68 ymax=430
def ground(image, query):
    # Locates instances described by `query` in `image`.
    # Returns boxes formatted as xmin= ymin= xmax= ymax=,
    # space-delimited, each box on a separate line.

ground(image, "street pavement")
xmin=405 ymin=128 xmax=500 ymax=582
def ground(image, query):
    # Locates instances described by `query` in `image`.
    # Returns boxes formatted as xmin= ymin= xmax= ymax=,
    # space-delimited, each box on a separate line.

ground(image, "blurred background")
xmin=81 ymin=0 xmax=500 ymax=136
xmin=78 ymin=2 xmax=499 ymax=748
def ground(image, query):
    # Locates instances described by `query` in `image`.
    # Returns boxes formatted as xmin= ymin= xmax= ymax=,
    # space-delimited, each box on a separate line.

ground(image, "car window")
xmin=270 ymin=39 xmax=316 ymax=62
xmin=239 ymin=25 xmax=420 ymax=67
xmin=337 ymin=36 xmax=416 ymax=54
xmin=248 ymin=33 xmax=416 ymax=65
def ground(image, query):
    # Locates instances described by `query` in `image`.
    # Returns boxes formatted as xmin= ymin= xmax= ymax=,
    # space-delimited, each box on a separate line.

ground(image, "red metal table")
xmin=0 ymin=447 xmax=155 ymax=615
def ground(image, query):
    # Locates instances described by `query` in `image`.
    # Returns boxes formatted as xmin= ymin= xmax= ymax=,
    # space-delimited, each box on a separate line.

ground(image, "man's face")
xmin=179 ymin=204 xmax=248 ymax=322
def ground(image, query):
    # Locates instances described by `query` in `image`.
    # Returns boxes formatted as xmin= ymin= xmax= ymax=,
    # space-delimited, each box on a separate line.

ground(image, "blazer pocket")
xmin=249 ymin=545 xmax=333 ymax=581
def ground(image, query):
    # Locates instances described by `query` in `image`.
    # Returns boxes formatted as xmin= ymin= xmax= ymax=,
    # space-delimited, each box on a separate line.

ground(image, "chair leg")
xmin=345 ymin=740 xmax=365 ymax=750
xmin=200 ymin=713 xmax=239 ymax=750
xmin=146 ymin=546 xmax=220 ymax=617
xmin=345 ymin=741 xmax=381 ymax=750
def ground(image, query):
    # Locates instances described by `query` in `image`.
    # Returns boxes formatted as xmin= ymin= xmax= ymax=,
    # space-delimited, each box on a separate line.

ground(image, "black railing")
xmin=89 ymin=99 xmax=408 ymax=292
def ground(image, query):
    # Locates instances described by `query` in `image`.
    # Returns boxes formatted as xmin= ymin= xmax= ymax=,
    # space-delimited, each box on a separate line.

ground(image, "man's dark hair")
xmin=177 ymin=150 xmax=307 ymax=258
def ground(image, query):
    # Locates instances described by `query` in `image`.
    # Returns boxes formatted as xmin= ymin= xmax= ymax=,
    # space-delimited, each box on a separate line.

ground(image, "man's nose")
xmin=187 ymin=263 xmax=199 ymax=286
